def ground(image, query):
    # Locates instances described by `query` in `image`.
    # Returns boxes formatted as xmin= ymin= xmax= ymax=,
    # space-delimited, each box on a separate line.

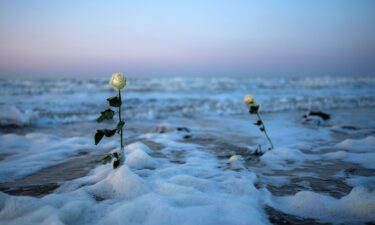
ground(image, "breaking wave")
xmin=0 ymin=76 xmax=374 ymax=126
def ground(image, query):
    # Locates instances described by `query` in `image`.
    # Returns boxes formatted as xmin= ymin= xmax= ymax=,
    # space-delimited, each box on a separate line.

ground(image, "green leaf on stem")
xmin=117 ymin=121 xmax=125 ymax=133
xmin=113 ymin=159 xmax=120 ymax=169
xmin=96 ymin=109 xmax=115 ymax=123
xmin=94 ymin=129 xmax=117 ymax=145
xmin=112 ymin=152 xmax=119 ymax=159
xmin=101 ymin=129 xmax=117 ymax=137
xmin=254 ymin=120 xmax=262 ymax=126
xmin=107 ymin=96 xmax=122 ymax=107
xmin=101 ymin=154 xmax=112 ymax=164
xmin=259 ymin=127 xmax=265 ymax=132
xmin=249 ymin=105 xmax=259 ymax=114
xmin=94 ymin=131 xmax=104 ymax=145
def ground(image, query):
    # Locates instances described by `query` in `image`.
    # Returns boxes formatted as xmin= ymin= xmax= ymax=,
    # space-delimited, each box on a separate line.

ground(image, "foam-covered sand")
xmin=0 ymin=127 xmax=269 ymax=225
xmin=0 ymin=133 xmax=117 ymax=182
xmin=264 ymin=186 xmax=375 ymax=224
xmin=1 ymin=109 xmax=375 ymax=224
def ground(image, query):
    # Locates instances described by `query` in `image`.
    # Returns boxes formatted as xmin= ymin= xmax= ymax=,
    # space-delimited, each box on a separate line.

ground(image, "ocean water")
xmin=0 ymin=76 xmax=374 ymax=126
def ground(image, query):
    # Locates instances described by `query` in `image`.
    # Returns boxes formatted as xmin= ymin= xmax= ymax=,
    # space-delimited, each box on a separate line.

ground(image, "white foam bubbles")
xmin=336 ymin=136 xmax=375 ymax=152
xmin=86 ymin=165 xmax=148 ymax=200
xmin=266 ymin=186 xmax=375 ymax=224
xmin=323 ymin=136 xmax=375 ymax=169
xmin=124 ymin=142 xmax=152 ymax=154
xmin=260 ymin=147 xmax=316 ymax=170
xmin=0 ymin=132 xmax=117 ymax=182
xmin=0 ymin=106 xmax=33 ymax=127
xmin=125 ymin=149 xmax=158 ymax=169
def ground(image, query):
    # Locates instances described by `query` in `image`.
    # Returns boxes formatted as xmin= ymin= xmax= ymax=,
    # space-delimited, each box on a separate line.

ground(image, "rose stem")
xmin=255 ymin=112 xmax=274 ymax=150
xmin=118 ymin=89 xmax=124 ymax=151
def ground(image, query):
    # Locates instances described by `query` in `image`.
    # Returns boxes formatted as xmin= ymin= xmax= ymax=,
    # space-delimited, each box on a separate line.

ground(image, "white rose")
xmin=229 ymin=155 xmax=240 ymax=162
xmin=244 ymin=95 xmax=254 ymax=106
xmin=228 ymin=155 xmax=243 ymax=170
xmin=110 ymin=72 xmax=126 ymax=90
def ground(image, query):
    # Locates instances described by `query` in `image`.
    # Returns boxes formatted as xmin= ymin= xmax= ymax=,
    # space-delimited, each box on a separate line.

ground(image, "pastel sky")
xmin=0 ymin=0 xmax=374 ymax=78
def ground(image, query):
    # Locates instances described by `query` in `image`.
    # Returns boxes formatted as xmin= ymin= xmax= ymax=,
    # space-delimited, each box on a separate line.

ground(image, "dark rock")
xmin=177 ymin=127 xmax=190 ymax=133
xmin=301 ymin=111 xmax=331 ymax=125
xmin=154 ymin=125 xmax=191 ymax=134
xmin=154 ymin=125 xmax=174 ymax=133
xmin=303 ymin=111 xmax=331 ymax=120
xmin=341 ymin=125 xmax=358 ymax=130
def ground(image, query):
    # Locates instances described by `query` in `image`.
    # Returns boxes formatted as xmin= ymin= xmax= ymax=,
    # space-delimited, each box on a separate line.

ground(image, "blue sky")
xmin=0 ymin=0 xmax=374 ymax=78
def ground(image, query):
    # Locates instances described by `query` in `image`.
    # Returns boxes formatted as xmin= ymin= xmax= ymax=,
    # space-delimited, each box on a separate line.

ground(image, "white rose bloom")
xmin=244 ymin=95 xmax=254 ymax=106
xmin=228 ymin=155 xmax=243 ymax=170
xmin=110 ymin=72 xmax=126 ymax=90
xmin=229 ymin=155 xmax=240 ymax=162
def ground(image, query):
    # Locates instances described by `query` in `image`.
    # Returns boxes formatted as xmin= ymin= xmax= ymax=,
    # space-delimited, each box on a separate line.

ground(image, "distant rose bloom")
xmin=110 ymin=72 xmax=126 ymax=90
xmin=229 ymin=155 xmax=240 ymax=162
xmin=244 ymin=95 xmax=254 ymax=106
